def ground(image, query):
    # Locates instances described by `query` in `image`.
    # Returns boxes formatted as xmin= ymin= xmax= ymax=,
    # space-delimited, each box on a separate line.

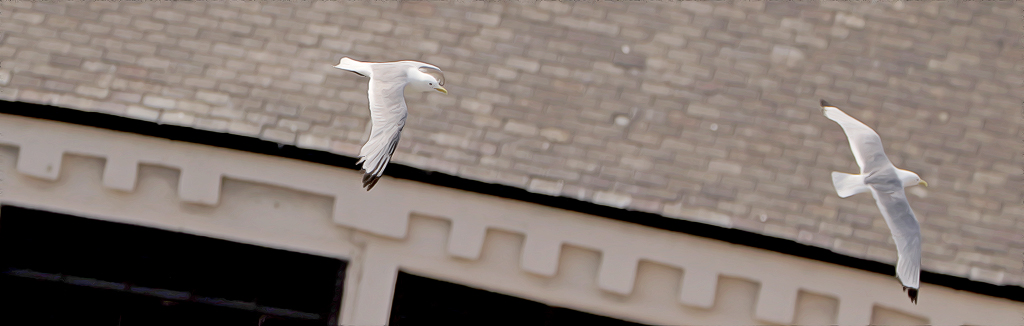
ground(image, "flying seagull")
xmin=333 ymin=57 xmax=448 ymax=190
xmin=821 ymin=99 xmax=927 ymax=304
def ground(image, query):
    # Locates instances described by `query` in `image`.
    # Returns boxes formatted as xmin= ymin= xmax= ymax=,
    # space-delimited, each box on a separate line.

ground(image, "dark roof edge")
xmin=1 ymin=100 xmax=1020 ymax=303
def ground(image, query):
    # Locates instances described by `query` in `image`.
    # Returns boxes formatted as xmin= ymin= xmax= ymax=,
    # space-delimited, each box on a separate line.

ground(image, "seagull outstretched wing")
xmin=357 ymin=63 xmax=412 ymax=191
xmin=821 ymin=99 xmax=922 ymax=304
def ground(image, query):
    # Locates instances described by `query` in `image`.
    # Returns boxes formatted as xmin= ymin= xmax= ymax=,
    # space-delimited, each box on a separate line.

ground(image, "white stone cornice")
xmin=1 ymin=113 xmax=1021 ymax=326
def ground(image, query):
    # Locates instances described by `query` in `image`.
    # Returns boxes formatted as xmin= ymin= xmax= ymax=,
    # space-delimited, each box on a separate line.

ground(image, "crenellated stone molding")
xmin=3 ymin=0 xmax=1019 ymax=290
xmin=1 ymin=113 xmax=1022 ymax=325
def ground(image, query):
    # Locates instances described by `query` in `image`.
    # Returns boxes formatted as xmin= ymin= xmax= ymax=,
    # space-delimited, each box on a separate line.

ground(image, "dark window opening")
xmin=0 ymin=206 xmax=346 ymax=326
xmin=389 ymin=271 xmax=649 ymax=326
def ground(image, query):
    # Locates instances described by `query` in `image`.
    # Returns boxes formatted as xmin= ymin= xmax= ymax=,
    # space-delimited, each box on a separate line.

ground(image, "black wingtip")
xmin=362 ymin=171 xmax=381 ymax=191
xmin=904 ymin=286 xmax=919 ymax=304
xmin=820 ymin=99 xmax=832 ymax=107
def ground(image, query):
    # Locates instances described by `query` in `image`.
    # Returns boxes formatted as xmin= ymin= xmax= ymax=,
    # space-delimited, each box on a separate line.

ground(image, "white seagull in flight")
xmin=821 ymin=99 xmax=927 ymax=304
xmin=333 ymin=57 xmax=448 ymax=190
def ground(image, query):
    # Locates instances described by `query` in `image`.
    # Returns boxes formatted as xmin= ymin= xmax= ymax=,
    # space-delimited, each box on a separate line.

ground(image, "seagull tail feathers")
xmin=831 ymin=171 xmax=870 ymax=198
xmin=334 ymin=57 xmax=372 ymax=77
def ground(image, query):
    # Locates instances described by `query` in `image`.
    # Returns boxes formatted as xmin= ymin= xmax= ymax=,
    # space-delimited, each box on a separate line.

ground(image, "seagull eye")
xmin=429 ymin=83 xmax=432 ymax=85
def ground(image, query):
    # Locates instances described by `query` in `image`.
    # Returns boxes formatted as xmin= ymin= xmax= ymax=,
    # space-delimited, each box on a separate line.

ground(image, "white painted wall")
xmin=1 ymin=114 xmax=1021 ymax=325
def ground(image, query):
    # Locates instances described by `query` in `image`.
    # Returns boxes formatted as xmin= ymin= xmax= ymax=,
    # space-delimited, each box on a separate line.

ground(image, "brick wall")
xmin=1 ymin=1 xmax=1021 ymax=287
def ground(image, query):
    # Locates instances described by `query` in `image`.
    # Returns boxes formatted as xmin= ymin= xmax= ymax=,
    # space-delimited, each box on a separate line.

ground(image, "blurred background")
xmin=0 ymin=0 xmax=1021 ymax=325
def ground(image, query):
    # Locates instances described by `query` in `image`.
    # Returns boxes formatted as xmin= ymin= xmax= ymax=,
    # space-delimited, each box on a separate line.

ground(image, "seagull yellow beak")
xmin=918 ymin=180 xmax=928 ymax=187
xmin=434 ymin=86 xmax=448 ymax=94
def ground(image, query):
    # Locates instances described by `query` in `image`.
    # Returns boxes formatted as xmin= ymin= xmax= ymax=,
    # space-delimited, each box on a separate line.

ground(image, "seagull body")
xmin=821 ymin=100 xmax=927 ymax=304
xmin=333 ymin=57 xmax=447 ymax=190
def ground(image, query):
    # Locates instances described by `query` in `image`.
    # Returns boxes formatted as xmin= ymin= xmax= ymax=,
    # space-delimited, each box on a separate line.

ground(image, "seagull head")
xmin=896 ymin=169 xmax=927 ymax=188
xmin=409 ymin=66 xmax=447 ymax=94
